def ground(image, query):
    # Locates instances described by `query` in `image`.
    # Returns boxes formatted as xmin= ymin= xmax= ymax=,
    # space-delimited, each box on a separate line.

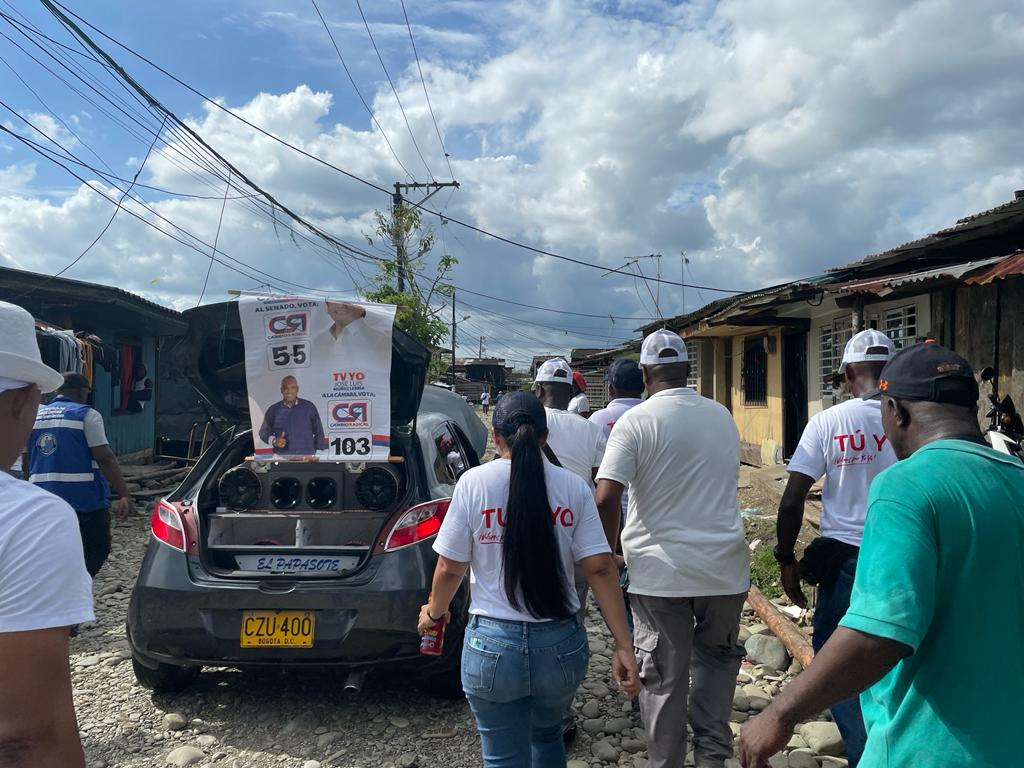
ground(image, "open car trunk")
xmin=173 ymin=301 xmax=431 ymax=578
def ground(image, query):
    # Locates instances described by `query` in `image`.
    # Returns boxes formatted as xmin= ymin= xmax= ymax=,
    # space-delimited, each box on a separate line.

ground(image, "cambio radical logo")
xmin=265 ymin=311 xmax=309 ymax=340
xmin=329 ymin=401 xmax=370 ymax=429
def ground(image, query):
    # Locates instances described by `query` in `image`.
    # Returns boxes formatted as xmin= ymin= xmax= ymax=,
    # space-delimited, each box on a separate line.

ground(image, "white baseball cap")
xmin=640 ymin=329 xmax=689 ymax=366
xmin=534 ymin=357 xmax=573 ymax=384
xmin=0 ymin=301 xmax=64 ymax=393
xmin=840 ymin=329 xmax=896 ymax=372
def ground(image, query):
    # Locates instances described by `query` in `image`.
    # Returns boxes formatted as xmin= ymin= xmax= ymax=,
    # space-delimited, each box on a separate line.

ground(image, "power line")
xmin=399 ymin=0 xmax=454 ymax=181
xmin=352 ymin=0 xmax=433 ymax=181
xmin=309 ymin=0 xmax=412 ymax=180
xmin=42 ymin=1 xmax=743 ymax=293
xmin=196 ymin=168 xmax=231 ymax=307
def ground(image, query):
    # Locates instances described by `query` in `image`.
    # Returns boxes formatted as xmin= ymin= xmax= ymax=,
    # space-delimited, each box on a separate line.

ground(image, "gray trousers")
xmin=631 ymin=592 xmax=746 ymax=768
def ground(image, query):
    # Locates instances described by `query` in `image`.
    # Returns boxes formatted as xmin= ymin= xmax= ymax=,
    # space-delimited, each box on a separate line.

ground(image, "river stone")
xmin=787 ymin=749 xmax=819 ymax=768
xmin=744 ymin=634 xmax=791 ymax=672
xmin=604 ymin=717 xmax=633 ymax=734
xmin=166 ymin=747 xmax=205 ymax=767
xmin=741 ymin=684 xmax=771 ymax=702
xmin=583 ymin=718 xmax=606 ymax=734
xmin=592 ymin=739 xmax=619 ymax=762
xmin=195 ymin=735 xmax=217 ymax=748
xmin=567 ymin=762 xmax=590 ymax=768
xmin=163 ymin=714 xmax=189 ymax=732
xmin=798 ymin=721 xmax=845 ymax=756
xmin=581 ymin=700 xmax=601 ymax=718
xmin=733 ymin=690 xmax=750 ymax=710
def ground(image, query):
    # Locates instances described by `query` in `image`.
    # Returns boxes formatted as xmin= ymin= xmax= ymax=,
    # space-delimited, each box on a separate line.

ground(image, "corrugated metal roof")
xmin=963 ymin=250 xmax=1024 ymax=285
xmin=828 ymin=251 xmax=1024 ymax=294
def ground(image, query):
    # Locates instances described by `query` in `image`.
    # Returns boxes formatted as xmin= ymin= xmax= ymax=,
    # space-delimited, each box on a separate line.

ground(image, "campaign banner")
xmin=238 ymin=295 xmax=397 ymax=462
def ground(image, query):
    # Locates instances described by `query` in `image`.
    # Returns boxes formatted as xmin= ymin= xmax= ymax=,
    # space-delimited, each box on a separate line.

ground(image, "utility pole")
xmin=451 ymin=289 xmax=456 ymax=388
xmin=478 ymin=336 xmax=485 ymax=358
xmin=681 ymin=251 xmax=689 ymax=314
xmin=392 ymin=180 xmax=459 ymax=293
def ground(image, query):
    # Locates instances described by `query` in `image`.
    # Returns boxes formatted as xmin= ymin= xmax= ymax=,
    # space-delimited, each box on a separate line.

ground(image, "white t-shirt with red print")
xmin=786 ymin=397 xmax=897 ymax=547
xmin=433 ymin=458 xmax=611 ymax=622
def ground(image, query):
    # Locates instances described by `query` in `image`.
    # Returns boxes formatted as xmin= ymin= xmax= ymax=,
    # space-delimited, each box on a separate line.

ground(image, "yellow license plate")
xmin=240 ymin=610 xmax=315 ymax=648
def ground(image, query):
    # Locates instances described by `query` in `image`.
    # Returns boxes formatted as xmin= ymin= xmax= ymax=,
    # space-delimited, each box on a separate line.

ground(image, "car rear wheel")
xmin=131 ymin=656 xmax=201 ymax=693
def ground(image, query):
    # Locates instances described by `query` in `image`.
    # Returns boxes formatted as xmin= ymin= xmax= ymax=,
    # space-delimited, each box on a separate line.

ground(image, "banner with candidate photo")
xmin=238 ymin=295 xmax=397 ymax=462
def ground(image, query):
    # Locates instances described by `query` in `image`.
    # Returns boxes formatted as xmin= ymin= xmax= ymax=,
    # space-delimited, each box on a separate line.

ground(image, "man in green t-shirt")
xmin=740 ymin=342 xmax=1024 ymax=768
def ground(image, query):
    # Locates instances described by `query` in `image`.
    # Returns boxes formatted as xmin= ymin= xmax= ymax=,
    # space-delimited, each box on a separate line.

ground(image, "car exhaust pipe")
xmin=343 ymin=668 xmax=366 ymax=695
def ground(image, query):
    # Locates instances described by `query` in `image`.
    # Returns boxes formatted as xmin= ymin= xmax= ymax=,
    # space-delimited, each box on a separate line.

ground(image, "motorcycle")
xmin=980 ymin=366 xmax=1024 ymax=460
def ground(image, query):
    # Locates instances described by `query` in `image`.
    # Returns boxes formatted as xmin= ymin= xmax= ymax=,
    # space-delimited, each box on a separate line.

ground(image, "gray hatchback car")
xmin=127 ymin=302 xmax=486 ymax=694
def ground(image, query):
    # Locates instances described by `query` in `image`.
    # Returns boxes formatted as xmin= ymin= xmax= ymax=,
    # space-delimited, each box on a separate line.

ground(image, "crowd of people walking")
xmin=421 ymin=327 xmax=1024 ymax=768
xmin=1 ymin=291 xmax=1022 ymax=767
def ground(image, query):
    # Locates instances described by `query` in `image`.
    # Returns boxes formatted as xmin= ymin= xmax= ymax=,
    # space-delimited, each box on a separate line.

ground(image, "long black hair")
xmin=495 ymin=393 xmax=573 ymax=620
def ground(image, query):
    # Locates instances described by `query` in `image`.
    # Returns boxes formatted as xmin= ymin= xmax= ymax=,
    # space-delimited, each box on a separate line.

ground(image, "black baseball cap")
xmin=493 ymin=391 xmax=547 ymax=436
xmin=605 ymin=358 xmax=643 ymax=392
xmin=861 ymin=342 xmax=978 ymax=406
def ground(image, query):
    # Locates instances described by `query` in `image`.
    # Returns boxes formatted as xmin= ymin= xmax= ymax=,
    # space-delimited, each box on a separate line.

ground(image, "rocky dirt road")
xmin=73 ymin=414 xmax=846 ymax=767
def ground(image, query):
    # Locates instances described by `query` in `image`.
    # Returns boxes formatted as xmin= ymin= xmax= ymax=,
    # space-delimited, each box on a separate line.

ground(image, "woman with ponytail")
xmin=419 ymin=392 xmax=639 ymax=767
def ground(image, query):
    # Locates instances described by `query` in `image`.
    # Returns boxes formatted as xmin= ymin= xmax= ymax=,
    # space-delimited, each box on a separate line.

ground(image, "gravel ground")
xmin=73 ymin=420 xmax=845 ymax=768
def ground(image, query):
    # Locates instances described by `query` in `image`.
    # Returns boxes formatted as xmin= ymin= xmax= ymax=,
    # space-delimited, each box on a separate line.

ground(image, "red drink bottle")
xmin=420 ymin=596 xmax=446 ymax=656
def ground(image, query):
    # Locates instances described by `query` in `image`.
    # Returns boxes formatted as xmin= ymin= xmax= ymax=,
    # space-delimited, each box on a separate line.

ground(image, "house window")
xmin=876 ymin=304 xmax=918 ymax=349
xmin=819 ymin=316 xmax=853 ymax=394
xmin=742 ymin=337 xmax=768 ymax=407
xmin=111 ymin=343 xmax=145 ymax=415
xmin=686 ymin=341 xmax=699 ymax=389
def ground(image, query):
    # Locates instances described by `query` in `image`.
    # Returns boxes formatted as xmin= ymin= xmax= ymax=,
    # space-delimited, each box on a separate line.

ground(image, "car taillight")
xmin=381 ymin=499 xmax=451 ymax=552
xmin=151 ymin=499 xmax=186 ymax=552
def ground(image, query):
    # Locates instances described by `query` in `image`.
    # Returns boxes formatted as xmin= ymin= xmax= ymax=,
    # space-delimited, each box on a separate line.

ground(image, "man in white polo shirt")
xmin=772 ymin=328 xmax=897 ymax=767
xmin=596 ymin=329 xmax=749 ymax=768
xmin=0 ymin=300 xmax=95 ymax=768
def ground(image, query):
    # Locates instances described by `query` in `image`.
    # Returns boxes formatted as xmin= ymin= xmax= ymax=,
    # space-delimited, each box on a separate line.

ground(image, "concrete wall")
xmin=726 ymin=331 xmax=785 ymax=465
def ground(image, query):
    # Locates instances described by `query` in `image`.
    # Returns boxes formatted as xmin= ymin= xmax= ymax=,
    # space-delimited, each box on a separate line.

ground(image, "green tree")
xmin=363 ymin=205 xmax=456 ymax=380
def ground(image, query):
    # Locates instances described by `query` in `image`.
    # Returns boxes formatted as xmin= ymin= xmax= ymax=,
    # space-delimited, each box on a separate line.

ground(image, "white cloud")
xmin=3 ymin=0 xmax=1024 ymax=364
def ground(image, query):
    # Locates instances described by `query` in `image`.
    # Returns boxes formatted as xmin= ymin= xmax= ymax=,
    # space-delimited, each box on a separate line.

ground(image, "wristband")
xmin=772 ymin=545 xmax=797 ymax=566
xmin=427 ymin=608 xmax=444 ymax=623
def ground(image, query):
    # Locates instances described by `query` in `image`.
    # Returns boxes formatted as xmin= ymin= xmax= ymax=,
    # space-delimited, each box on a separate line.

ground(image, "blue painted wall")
xmin=88 ymin=328 xmax=158 ymax=455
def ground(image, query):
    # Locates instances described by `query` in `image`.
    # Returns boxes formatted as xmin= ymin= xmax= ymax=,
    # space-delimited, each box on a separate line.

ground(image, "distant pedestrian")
xmin=596 ymin=330 xmax=749 ymax=768
xmin=481 ymin=389 xmax=491 ymax=414
xmin=773 ymin=329 xmax=896 ymax=766
xmin=419 ymin=392 xmax=639 ymax=768
xmin=568 ymin=370 xmax=591 ymax=418
xmin=0 ymin=300 xmax=94 ymax=767
xmin=741 ymin=342 xmax=1024 ymax=768
xmin=24 ymin=372 xmax=133 ymax=577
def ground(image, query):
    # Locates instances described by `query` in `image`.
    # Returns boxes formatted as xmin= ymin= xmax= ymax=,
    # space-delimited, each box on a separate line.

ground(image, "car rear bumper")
xmin=127 ymin=538 xmax=462 ymax=673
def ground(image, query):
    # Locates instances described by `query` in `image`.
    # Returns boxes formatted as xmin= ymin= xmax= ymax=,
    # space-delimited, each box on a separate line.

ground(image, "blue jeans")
xmin=813 ymin=555 xmax=867 ymax=767
xmin=462 ymin=615 xmax=589 ymax=768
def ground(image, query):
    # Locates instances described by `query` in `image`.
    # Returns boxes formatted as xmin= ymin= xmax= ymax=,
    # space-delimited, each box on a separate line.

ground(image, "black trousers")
xmin=76 ymin=508 xmax=112 ymax=577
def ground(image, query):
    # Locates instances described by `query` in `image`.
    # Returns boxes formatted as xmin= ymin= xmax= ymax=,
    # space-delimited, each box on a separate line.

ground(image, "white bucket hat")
xmin=0 ymin=301 xmax=64 ymax=393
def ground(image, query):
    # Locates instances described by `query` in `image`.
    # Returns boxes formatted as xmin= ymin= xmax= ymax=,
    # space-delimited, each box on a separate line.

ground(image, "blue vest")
xmin=28 ymin=398 xmax=110 ymax=512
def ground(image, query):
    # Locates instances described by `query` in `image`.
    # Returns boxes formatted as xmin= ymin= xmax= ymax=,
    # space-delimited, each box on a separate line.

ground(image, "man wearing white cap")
xmin=0 ymin=300 xmax=94 ymax=767
xmin=532 ymin=358 xmax=607 ymax=489
xmin=595 ymin=329 xmax=749 ymax=768
xmin=533 ymin=356 xmax=609 ymax=745
xmin=772 ymin=329 xmax=897 ymax=766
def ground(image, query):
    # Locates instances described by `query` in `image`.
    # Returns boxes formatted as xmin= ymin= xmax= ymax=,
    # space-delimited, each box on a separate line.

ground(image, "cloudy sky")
xmin=2 ymin=0 xmax=1023 ymax=366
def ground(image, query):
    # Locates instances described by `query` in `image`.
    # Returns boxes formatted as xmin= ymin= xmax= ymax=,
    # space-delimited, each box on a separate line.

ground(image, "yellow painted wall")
xmin=726 ymin=331 xmax=785 ymax=463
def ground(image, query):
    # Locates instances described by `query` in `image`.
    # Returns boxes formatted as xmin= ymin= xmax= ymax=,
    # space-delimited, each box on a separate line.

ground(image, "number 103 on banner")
xmin=329 ymin=433 xmax=372 ymax=457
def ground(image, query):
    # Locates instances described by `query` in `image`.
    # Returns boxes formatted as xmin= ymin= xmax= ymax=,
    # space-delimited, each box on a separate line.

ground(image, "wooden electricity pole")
xmin=392 ymin=181 xmax=459 ymax=293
